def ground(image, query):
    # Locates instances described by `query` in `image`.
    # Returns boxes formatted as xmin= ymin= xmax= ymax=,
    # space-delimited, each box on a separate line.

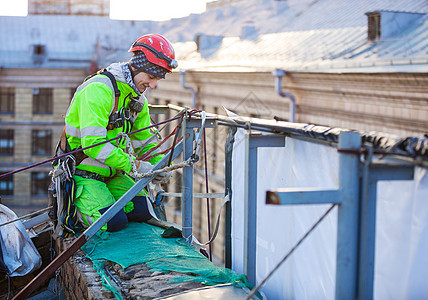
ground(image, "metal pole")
xmin=180 ymin=70 xmax=197 ymax=108
xmin=272 ymin=69 xmax=296 ymax=123
xmin=358 ymin=146 xmax=375 ymax=300
xmin=358 ymin=154 xmax=414 ymax=299
xmin=335 ymin=131 xmax=361 ymax=299
xmin=182 ymin=116 xmax=194 ymax=244
xmin=224 ymin=127 xmax=237 ymax=269
xmin=243 ymin=130 xmax=257 ymax=284
xmin=243 ymin=133 xmax=286 ymax=286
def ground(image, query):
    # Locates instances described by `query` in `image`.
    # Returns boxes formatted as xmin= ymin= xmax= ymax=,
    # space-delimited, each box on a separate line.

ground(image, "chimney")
xmin=365 ymin=11 xmax=381 ymax=42
xmin=241 ymin=21 xmax=257 ymax=40
xmin=366 ymin=10 xmax=425 ymax=42
xmin=194 ymin=34 xmax=224 ymax=53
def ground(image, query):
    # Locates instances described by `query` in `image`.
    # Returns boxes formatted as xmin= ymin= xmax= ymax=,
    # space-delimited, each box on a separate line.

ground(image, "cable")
xmin=0 ymin=206 xmax=53 ymax=228
xmin=0 ymin=113 xmax=193 ymax=180
xmin=192 ymin=195 xmax=230 ymax=247
xmin=245 ymin=204 xmax=337 ymax=300
xmin=105 ymin=265 xmax=131 ymax=300
xmin=203 ymin=128 xmax=213 ymax=261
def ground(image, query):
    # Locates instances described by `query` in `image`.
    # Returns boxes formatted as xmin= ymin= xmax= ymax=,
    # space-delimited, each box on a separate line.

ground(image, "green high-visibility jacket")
xmin=64 ymin=72 xmax=161 ymax=178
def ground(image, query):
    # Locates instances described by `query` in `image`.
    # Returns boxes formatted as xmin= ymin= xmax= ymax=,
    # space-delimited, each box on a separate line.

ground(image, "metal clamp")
xmin=191 ymin=111 xmax=206 ymax=162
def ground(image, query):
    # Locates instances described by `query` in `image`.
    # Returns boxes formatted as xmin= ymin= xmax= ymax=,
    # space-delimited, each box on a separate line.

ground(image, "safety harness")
xmin=49 ymin=69 xmax=143 ymax=238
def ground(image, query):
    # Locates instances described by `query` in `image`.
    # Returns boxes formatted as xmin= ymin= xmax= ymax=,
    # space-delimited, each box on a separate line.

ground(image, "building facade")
xmin=0 ymin=68 xmax=86 ymax=214
xmin=28 ymin=0 xmax=110 ymax=16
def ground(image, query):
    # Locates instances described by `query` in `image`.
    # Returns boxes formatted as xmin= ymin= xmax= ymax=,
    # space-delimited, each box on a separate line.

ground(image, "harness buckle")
xmin=128 ymin=97 xmax=144 ymax=114
xmin=108 ymin=107 xmax=135 ymax=130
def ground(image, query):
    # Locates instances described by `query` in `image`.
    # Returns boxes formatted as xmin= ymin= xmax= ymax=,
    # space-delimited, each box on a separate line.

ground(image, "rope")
xmin=136 ymin=109 xmax=185 ymax=157
xmin=167 ymin=114 xmax=184 ymax=166
xmin=203 ymin=128 xmax=213 ymax=261
xmin=193 ymin=194 xmax=230 ymax=247
xmin=245 ymin=204 xmax=337 ymax=300
xmin=0 ymin=114 xmax=185 ymax=180
xmin=130 ymin=159 xmax=194 ymax=179
xmin=136 ymin=123 xmax=182 ymax=162
xmin=138 ymin=108 xmax=186 ymax=161
xmin=105 ymin=265 xmax=131 ymax=300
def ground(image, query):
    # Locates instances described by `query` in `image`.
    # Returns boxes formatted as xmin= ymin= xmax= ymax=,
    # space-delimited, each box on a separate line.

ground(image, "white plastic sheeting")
xmin=375 ymin=167 xmax=428 ymax=299
xmin=230 ymin=129 xmax=428 ymax=299
xmin=0 ymin=204 xmax=42 ymax=277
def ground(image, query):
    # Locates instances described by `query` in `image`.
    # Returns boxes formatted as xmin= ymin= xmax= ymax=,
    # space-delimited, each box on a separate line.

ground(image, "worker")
xmin=58 ymin=34 xmax=178 ymax=233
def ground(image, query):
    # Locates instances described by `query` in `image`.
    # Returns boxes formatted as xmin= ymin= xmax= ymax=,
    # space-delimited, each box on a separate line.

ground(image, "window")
xmin=33 ymin=88 xmax=53 ymax=114
xmin=0 ymin=87 xmax=15 ymax=114
xmin=32 ymin=129 xmax=52 ymax=156
xmin=31 ymin=172 xmax=51 ymax=196
xmin=0 ymin=129 xmax=14 ymax=155
xmin=33 ymin=45 xmax=46 ymax=56
xmin=32 ymin=44 xmax=47 ymax=65
xmin=0 ymin=172 xmax=13 ymax=196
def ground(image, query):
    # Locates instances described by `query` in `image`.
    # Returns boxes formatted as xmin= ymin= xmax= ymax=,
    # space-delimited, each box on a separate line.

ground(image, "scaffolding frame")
xmin=222 ymin=119 xmax=420 ymax=299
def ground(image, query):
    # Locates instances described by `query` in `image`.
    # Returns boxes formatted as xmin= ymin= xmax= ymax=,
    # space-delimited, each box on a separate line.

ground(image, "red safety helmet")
xmin=129 ymin=34 xmax=178 ymax=72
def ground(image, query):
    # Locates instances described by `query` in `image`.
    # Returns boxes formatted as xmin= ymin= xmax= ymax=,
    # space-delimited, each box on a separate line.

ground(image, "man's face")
xmin=133 ymin=71 xmax=161 ymax=93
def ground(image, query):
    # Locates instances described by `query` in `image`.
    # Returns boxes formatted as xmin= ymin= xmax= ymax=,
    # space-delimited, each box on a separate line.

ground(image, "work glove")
xmin=135 ymin=160 xmax=171 ymax=184
xmin=152 ymin=171 xmax=172 ymax=184
xmin=135 ymin=160 xmax=153 ymax=174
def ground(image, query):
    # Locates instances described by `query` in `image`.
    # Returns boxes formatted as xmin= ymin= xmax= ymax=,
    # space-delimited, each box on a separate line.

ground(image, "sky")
xmin=0 ymin=0 xmax=214 ymax=21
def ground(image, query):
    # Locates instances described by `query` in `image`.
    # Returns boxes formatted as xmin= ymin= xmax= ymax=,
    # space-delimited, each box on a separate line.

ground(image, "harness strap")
xmin=99 ymin=69 xmax=121 ymax=130
xmin=60 ymin=126 xmax=68 ymax=153
xmin=74 ymin=169 xmax=107 ymax=182
xmin=97 ymin=69 xmax=120 ymax=130
xmin=59 ymin=69 xmax=121 ymax=165
xmin=99 ymin=69 xmax=121 ymax=99
xmin=59 ymin=128 xmax=88 ymax=166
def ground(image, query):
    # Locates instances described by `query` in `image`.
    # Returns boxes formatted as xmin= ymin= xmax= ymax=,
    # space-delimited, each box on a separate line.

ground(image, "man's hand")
xmin=136 ymin=160 xmax=153 ymax=173
xmin=135 ymin=160 xmax=171 ymax=184
xmin=152 ymin=171 xmax=172 ymax=184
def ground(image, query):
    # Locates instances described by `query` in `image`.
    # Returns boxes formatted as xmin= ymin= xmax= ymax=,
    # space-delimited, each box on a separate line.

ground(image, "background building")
xmin=0 ymin=0 xmax=427 ymax=262
xmin=28 ymin=0 xmax=110 ymax=16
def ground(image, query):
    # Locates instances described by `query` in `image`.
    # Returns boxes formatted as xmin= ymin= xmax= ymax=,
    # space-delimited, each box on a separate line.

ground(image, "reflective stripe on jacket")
xmin=65 ymin=74 xmax=161 ymax=177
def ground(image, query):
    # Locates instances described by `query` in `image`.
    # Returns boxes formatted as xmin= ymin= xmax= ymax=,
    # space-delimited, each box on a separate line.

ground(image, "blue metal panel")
xmin=180 ymin=116 xmax=213 ymax=245
xmin=335 ymin=131 xmax=361 ymax=299
xmin=266 ymin=188 xmax=341 ymax=205
xmin=182 ymin=118 xmax=194 ymax=244
xmin=243 ymin=132 xmax=255 ymax=284
xmin=243 ymin=133 xmax=285 ymax=285
xmin=186 ymin=118 xmax=216 ymax=129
